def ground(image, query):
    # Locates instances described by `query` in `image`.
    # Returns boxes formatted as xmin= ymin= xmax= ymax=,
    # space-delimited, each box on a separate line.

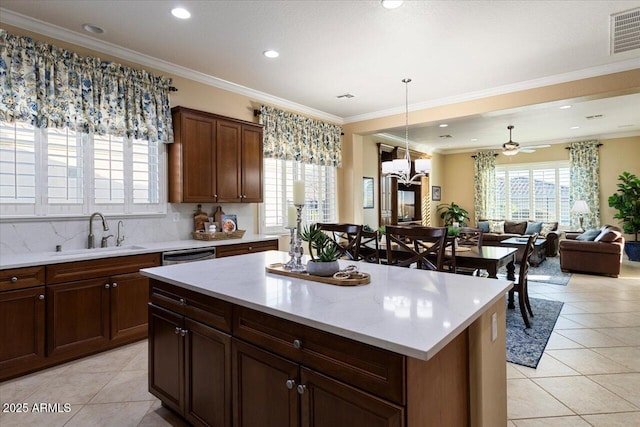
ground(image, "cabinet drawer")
xmin=149 ymin=280 xmax=232 ymax=333
xmin=0 ymin=266 xmax=45 ymax=291
xmin=233 ymin=306 xmax=406 ymax=405
xmin=216 ymin=240 xmax=278 ymax=258
xmin=47 ymin=253 xmax=160 ymax=284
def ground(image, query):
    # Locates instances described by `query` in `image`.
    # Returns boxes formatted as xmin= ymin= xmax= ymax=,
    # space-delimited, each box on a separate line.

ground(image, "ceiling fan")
xmin=502 ymin=125 xmax=550 ymax=156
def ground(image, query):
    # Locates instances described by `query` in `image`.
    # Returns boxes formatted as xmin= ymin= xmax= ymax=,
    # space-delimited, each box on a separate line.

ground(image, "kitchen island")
xmin=141 ymin=251 xmax=512 ymax=427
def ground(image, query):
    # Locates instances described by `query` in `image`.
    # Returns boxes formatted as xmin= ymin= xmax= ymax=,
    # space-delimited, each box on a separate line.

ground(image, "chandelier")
xmin=381 ymin=78 xmax=431 ymax=185
xmin=502 ymin=125 xmax=520 ymax=156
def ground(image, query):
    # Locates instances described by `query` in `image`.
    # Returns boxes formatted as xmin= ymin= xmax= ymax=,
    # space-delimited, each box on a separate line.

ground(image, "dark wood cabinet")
xmin=215 ymin=239 xmax=279 ymax=258
xmin=170 ymin=107 xmax=263 ymax=203
xmin=0 ymin=286 xmax=46 ymax=376
xmin=110 ymin=272 xmax=151 ymax=342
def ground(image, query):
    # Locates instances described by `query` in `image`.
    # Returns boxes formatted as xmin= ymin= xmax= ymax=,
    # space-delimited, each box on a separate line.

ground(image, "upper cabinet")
xmin=169 ymin=107 xmax=263 ymax=203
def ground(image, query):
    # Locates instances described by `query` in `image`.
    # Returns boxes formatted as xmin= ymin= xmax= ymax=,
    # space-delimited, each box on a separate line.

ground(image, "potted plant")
xmin=608 ymin=171 xmax=640 ymax=261
xmin=300 ymin=223 xmax=341 ymax=276
xmin=437 ymin=202 xmax=470 ymax=227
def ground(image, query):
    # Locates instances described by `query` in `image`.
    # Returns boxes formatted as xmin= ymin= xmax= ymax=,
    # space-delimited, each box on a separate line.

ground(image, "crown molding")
xmin=343 ymin=58 xmax=640 ymax=124
xmin=0 ymin=9 xmax=344 ymax=125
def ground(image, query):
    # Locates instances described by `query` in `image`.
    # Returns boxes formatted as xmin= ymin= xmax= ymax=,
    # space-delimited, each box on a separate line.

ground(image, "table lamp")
xmin=571 ymin=200 xmax=590 ymax=232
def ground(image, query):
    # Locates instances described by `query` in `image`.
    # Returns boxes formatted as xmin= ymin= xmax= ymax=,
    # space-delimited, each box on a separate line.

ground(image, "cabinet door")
xmin=110 ymin=272 xmax=149 ymax=342
xmin=216 ymin=120 xmax=242 ymax=202
xmin=149 ymin=304 xmax=184 ymax=414
xmin=46 ymin=278 xmax=110 ymax=357
xmin=241 ymin=125 xmax=263 ymax=202
xmin=232 ymin=339 xmax=298 ymax=427
xmin=0 ymin=286 xmax=46 ymax=375
xmin=184 ymin=318 xmax=231 ymax=427
xmin=183 ymin=114 xmax=217 ymax=202
xmin=299 ymin=367 xmax=404 ymax=427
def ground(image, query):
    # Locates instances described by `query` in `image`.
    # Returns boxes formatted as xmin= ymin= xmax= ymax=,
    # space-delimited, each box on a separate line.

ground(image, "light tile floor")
xmin=1 ymin=260 xmax=639 ymax=426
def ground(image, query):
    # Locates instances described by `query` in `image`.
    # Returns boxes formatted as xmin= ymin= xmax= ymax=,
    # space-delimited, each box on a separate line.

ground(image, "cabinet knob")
xmin=296 ymin=384 xmax=307 ymax=395
xmin=175 ymin=327 xmax=181 ymax=335
xmin=180 ymin=329 xmax=187 ymax=337
xmin=105 ymin=283 xmax=110 ymax=289
xmin=293 ymin=339 xmax=302 ymax=349
xmin=38 ymin=294 xmax=45 ymax=300
xmin=10 ymin=276 xmax=18 ymax=283
xmin=214 ymin=194 xmax=218 ymax=198
xmin=248 ymin=246 xmax=253 ymax=251
xmin=179 ymin=298 xmax=185 ymax=305
xmin=112 ymin=282 xmax=118 ymax=288
xmin=286 ymin=379 xmax=296 ymax=390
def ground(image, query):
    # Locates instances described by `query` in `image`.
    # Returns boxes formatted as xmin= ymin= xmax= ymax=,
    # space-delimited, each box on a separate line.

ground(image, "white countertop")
xmin=0 ymin=234 xmax=278 ymax=269
xmin=140 ymin=250 xmax=513 ymax=361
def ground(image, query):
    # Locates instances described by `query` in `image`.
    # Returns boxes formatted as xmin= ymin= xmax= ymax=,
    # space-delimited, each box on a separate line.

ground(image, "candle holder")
xmin=291 ymin=204 xmax=306 ymax=272
xmin=283 ymin=226 xmax=297 ymax=270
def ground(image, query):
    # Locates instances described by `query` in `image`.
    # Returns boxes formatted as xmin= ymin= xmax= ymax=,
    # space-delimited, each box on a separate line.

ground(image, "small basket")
xmin=191 ymin=230 xmax=246 ymax=241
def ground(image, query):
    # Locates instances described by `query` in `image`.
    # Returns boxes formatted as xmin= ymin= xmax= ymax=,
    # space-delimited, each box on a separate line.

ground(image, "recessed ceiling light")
xmin=560 ymin=105 xmax=572 ymax=109
xmin=471 ymin=138 xmax=478 ymax=142
xmin=381 ymin=0 xmax=403 ymax=9
xmin=263 ymin=50 xmax=279 ymax=58
xmin=171 ymin=7 xmax=191 ymax=19
xmin=82 ymin=24 xmax=104 ymax=34
xmin=570 ymin=126 xmax=580 ymax=130
xmin=439 ymin=124 xmax=448 ymax=128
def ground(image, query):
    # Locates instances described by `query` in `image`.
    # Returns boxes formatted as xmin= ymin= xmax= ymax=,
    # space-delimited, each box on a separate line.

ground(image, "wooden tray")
xmin=192 ymin=230 xmax=246 ymax=241
xmin=265 ymin=263 xmax=370 ymax=286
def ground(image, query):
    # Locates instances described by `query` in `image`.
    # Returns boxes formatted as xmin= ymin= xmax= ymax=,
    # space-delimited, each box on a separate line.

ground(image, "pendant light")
xmin=502 ymin=125 xmax=520 ymax=156
xmin=381 ymin=78 xmax=431 ymax=185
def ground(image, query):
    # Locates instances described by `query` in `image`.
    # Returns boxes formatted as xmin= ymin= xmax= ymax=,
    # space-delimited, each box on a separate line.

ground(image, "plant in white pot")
xmin=300 ymin=223 xmax=340 ymax=276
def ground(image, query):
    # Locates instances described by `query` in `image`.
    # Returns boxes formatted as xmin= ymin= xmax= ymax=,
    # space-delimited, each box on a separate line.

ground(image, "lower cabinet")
xmin=232 ymin=339 xmax=404 ymax=427
xmin=216 ymin=240 xmax=278 ymax=258
xmin=0 ymin=286 xmax=46 ymax=376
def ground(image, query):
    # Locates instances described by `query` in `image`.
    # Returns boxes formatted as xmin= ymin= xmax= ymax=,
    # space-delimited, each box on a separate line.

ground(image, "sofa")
xmin=477 ymin=219 xmax=560 ymax=257
xmin=559 ymin=225 xmax=625 ymax=277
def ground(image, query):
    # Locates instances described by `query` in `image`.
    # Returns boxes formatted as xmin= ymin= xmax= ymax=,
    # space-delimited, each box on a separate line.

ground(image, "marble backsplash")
xmin=0 ymin=203 xmax=257 ymax=256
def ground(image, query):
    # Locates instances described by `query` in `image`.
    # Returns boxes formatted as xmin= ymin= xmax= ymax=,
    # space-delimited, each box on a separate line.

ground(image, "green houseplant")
xmin=300 ymin=223 xmax=340 ymax=276
xmin=608 ymin=171 xmax=640 ymax=261
xmin=437 ymin=202 xmax=470 ymax=227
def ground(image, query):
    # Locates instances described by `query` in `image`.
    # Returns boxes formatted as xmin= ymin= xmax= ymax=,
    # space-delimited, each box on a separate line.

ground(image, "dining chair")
xmin=446 ymin=227 xmax=485 ymax=275
xmin=358 ymin=229 xmax=380 ymax=264
xmin=384 ymin=226 xmax=447 ymax=270
xmin=511 ymin=233 xmax=537 ymax=328
xmin=316 ymin=223 xmax=363 ymax=261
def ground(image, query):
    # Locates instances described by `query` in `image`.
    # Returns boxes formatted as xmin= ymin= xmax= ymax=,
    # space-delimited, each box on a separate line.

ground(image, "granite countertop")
xmin=141 ymin=250 xmax=512 ymax=361
xmin=0 ymin=234 xmax=279 ymax=269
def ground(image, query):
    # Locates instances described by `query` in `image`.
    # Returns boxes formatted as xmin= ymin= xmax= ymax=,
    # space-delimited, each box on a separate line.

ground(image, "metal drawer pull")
xmin=105 ymin=283 xmax=110 ymax=289
xmin=286 ymin=379 xmax=296 ymax=389
xmin=180 ymin=329 xmax=187 ymax=337
xmin=297 ymin=384 xmax=306 ymax=395
xmin=112 ymin=282 xmax=118 ymax=288
xmin=175 ymin=327 xmax=181 ymax=335
xmin=38 ymin=294 xmax=44 ymax=300
xmin=10 ymin=276 xmax=18 ymax=283
xmin=179 ymin=298 xmax=185 ymax=305
xmin=293 ymin=339 xmax=302 ymax=349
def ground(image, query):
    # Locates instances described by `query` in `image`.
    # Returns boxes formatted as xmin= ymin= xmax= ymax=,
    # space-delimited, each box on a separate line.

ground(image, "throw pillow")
xmin=477 ymin=221 xmax=490 ymax=233
xmin=539 ymin=222 xmax=557 ymax=237
xmin=594 ymin=228 xmax=622 ymax=243
xmin=576 ymin=229 xmax=600 ymax=241
xmin=525 ymin=221 xmax=543 ymax=235
xmin=489 ymin=220 xmax=505 ymax=234
xmin=505 ymin=221 xmax=527 ymax=235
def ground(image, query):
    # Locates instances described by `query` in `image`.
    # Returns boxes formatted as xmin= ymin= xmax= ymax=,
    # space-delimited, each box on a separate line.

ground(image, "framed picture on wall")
xmin=432 ymin=186 xmax=442 ymax=201
xmin=363 ymin=177 xmax=374 ymax=209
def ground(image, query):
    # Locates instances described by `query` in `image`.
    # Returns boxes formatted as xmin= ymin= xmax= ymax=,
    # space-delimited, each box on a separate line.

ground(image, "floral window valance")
xmin=0 ymin=29 xmax=173 ymax=143
xmin=259 ymin=105 xmax=342 ymax=167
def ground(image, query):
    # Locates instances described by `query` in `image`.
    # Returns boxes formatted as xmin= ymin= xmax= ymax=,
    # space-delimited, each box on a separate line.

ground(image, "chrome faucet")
xmin=88 ymin=212 xmax=109 ymax=249
xmin=116 ymin=220 xmax=125 ymax=247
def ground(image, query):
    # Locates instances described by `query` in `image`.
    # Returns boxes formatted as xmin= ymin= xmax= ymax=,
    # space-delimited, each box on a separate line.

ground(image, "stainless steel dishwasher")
xmin=161 ymin=247 xmax=216 ymax=265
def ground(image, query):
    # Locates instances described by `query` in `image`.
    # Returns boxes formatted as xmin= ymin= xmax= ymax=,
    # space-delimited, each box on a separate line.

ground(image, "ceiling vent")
xmin=611 ymin=8 xmax=640 ymax=54
xmin=585 ymin=114 xmax=604 ymax=119
xmin=336 ymin=93 xmax=355 ymax=99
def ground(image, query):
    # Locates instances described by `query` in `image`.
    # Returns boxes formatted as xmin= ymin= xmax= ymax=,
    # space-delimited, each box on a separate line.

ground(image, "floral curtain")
xmin=0 ymin=29 xmax=173 ymax=143
xmin=260 ymin=105 xmax=342 ymax=167
xmin=473 ymin=151 xmax=497 ymax=224
xmin=569 ymin=140 xmax=600 ymax=229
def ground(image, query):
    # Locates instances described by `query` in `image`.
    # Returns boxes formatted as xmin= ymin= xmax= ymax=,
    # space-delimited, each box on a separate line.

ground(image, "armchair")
xmin=559 ymin=225 xmax=625 ymax=277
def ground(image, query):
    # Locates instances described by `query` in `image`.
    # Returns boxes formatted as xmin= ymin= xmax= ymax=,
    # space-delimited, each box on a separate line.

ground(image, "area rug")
xmin=498 ymin=256 xmax=572 ymax=286
xmin=506 ymin=297 xmax=564 ymax=368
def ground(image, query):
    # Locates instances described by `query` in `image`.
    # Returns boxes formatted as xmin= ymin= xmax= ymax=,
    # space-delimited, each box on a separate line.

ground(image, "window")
xmin=0 ymin=121 xmax=165 ymax=217
xmin=495 ymin=161 xmax=570 ymax=227
xmin=261 ymin=158 xmax=337 ymax=233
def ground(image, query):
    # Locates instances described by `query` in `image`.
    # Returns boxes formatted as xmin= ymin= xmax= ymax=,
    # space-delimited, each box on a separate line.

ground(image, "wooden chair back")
xmin=513 ymin=233 xmax=537 ymax=328
xmin=384 ymin=226 xmax=447 ymax=270
xmin=457 ymin=227 xmax=484 ymax=247
xmin=359 ymin=229 xmax=380 ymax=264
xmin=317 ymin=223 xmax=363 ymax=261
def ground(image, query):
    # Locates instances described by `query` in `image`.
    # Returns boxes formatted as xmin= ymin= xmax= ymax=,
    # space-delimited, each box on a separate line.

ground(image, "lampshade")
xmin=414 ymin=158 xmax=431 ymax=173
xmin=571 ymin=200 xmax=591 ymax=214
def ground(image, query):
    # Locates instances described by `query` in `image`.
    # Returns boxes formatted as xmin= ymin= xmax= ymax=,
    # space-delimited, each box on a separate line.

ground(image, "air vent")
xmin=611 ymin=8 xmax=640 ymax=54
xmin=336 ymin=93 xmax=355 ymax=99
xmin=439 ymin=134 xmax=452 ymax=138
xmin=585 ymin=114 xmax=604 ymax=119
